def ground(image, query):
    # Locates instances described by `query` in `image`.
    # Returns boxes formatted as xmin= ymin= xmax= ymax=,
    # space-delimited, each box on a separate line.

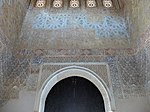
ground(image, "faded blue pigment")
xmin=33 ymin=12 xmax=129 ymax=38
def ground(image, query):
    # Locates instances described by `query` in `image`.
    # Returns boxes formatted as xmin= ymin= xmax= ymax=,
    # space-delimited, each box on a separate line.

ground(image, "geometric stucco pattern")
xmin=0 ymin=0 xmax=30 ymax=107
xmin=0 ymin=48 xmax=148 ymax=102
xmin=1 ymin=0 xmax=150 ymax=109
xmin=26 ymin=49 xmax=148 ymax=98
xmin=27 ymin=49 xmax=148 ymax=98
xmin=33 ymin=12 xmax=129 ymax=38
xmin=30 ymin=55 xmax=119 ymax=94
xmin=0 ymin=29 xmax=149 ymax=109
xmin=144 ymin=26 xmax=150 ymax=95
xmin=0 ymin=40 xmax=149 ymax=106
xmin=21 ymin=9 xmax=131 ymax=49
xmin=36 ymin=63 xmax=109 ymax=89
xmin=1 ymin=1 xmax=150 ymax=112
xmin=118 ymin=50 xmax=147 ymax=97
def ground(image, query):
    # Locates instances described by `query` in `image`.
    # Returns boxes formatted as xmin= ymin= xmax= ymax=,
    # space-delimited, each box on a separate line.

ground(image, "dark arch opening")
xmin=44 ymin=76 xmax=105 ymax=112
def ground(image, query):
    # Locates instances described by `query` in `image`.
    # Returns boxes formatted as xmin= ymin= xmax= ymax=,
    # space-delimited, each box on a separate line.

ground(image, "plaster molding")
xmin=34 ymin=65 xmax=116 ymax=112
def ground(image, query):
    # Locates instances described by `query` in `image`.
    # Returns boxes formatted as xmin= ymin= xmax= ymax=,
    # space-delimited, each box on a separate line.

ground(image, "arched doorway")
xmin=35 ymin=66 xmax=115 ymax=112
xmin=45 ymin=76 xmax=105 ymax=112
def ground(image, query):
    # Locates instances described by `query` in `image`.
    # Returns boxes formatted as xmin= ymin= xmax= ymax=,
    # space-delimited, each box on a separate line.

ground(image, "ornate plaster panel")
xmin=118 ymin=50 xmax=147 ymax=97
xmin=33 ymin=12 xmax=129 ymax=38
xmin=20 ymin=9 xmax=131 ymax=49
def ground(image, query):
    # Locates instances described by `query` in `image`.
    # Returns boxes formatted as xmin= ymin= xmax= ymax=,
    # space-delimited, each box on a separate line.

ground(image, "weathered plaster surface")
xmin=0 ymin=0 xmax=150 ymax=112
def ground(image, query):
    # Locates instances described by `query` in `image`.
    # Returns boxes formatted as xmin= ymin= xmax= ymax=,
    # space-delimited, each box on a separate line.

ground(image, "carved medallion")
xmin=103 ymin=0 xmax=113 ymax=8
xmin=53 ymin=0 xmax=63 ymax=8
xmin=36 ymin=0 xmax=46 ymax=8
xmin=86 ymin=0 xmax=96 ymax=8
xmin=70 ymin=0 xmax=80 ymax=8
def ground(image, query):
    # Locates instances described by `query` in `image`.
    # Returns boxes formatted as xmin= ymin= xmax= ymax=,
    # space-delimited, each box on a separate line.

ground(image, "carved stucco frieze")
xmin=32 ymin=12 xmax=129 ymax=39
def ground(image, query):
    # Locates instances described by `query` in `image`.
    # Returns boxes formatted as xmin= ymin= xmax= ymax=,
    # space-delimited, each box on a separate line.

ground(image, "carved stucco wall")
xmin=124 ymin=0 xmax=150 ymax=47
xmin=0 ymin=0 xmax=150 ymax=112
xmin=0 ymin=0 xmax=30 ymax=107
xmin=0 ymin=0 xmax=30 ymax=44
xmin=143 ymin=26 xmax=150 ymax=101
xmin=21 ymin=7 xmax=131 ymax=49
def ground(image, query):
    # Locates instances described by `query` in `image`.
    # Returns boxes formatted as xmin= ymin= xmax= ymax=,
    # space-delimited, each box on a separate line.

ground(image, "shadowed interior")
xmin=44 ymin=76 xmax=105 ymax=112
